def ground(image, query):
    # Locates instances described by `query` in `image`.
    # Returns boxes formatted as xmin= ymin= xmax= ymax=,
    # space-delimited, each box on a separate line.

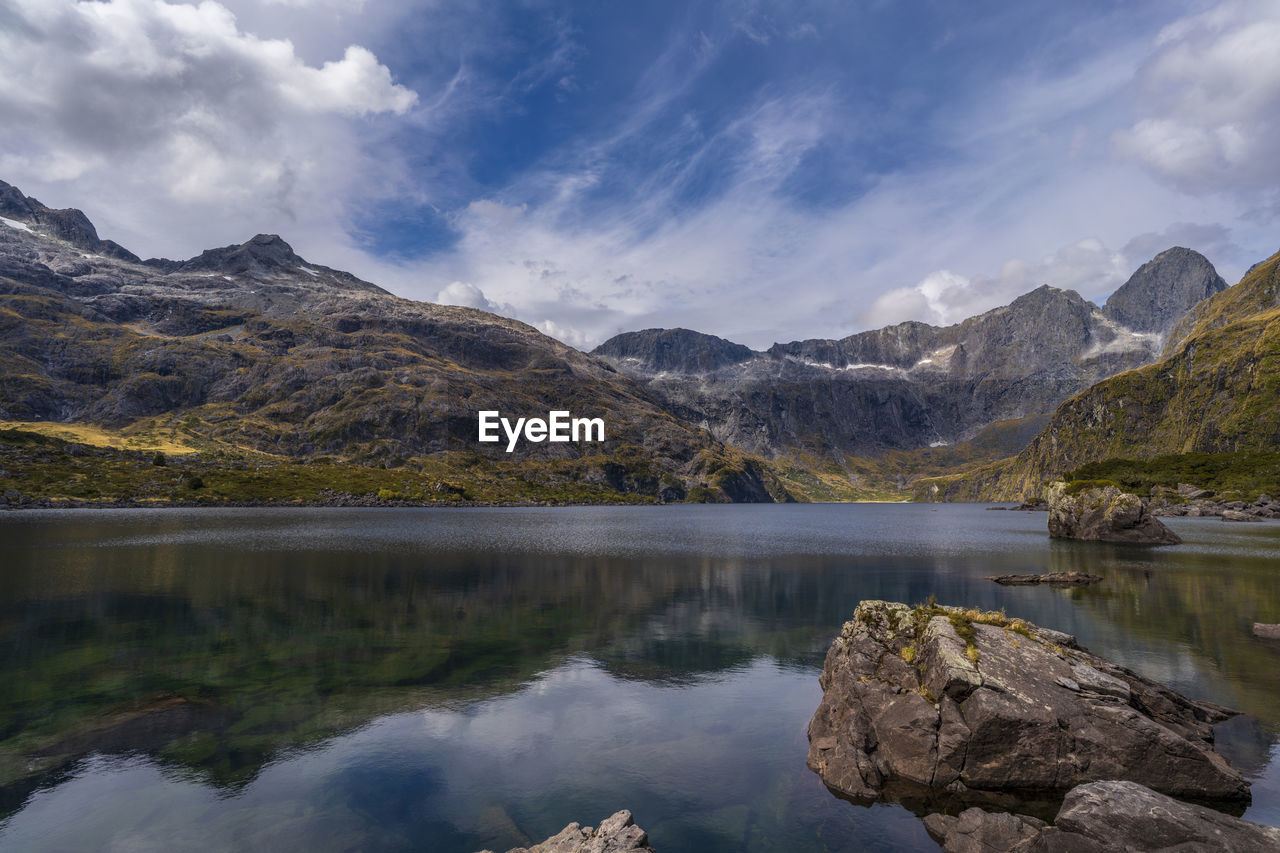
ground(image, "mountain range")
xmin=0 ymin=176 xmax=1271 ymax=504
xmin=921 ymin=247 xmax=1280 ymax=501
xmin=594 ymin=248 xmax=1223 ymax=460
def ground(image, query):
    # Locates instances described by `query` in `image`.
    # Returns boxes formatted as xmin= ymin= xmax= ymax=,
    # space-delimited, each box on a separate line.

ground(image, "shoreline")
xmin=2 ymin=497 xmax=924 ymax=510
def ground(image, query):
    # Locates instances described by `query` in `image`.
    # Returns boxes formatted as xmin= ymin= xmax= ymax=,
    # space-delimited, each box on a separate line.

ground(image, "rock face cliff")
xmin=0 ymin=179 xmax=788 ymax=503
xmin=594 ymin=275 xmax=1195 ymax=459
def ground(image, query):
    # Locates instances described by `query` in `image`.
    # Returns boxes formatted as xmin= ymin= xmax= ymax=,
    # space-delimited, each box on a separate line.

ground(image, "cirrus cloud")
xmin=1114 ymin=0 xmax=1280 ymax=193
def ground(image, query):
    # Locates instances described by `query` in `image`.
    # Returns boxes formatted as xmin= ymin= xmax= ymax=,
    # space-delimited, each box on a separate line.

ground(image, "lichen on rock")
xmin=806 ymin=600 xmax=1248 ymax=810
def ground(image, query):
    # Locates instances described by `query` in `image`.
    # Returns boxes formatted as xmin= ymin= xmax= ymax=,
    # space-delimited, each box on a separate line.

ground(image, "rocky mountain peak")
xmin=0 ymin=178 xmax=139 ymax=262
xmin=1103 ymin=247 xmax=1226 ymax=334
xmin=592 ymin=328 xmax=757 ymax=375
xmin=1004 ymin=284 xmax=1090 ymax=314
xmin=166 ymin=233 xmax=304 ymax=276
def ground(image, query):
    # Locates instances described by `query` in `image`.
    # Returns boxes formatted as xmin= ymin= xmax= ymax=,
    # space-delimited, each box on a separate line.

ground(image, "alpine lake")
xmin=1 ymin=504 xmax=1278 ymax=852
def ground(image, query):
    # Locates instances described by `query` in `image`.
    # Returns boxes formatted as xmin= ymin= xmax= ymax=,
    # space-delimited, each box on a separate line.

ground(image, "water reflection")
xmin=0 ymin=505 xmax=1277 ymax=850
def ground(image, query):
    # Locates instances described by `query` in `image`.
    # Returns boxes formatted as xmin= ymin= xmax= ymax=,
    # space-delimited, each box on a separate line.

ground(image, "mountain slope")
xmin=921 ymin=249 xmax=1280 ymax=501
xmin=0 ymin=181 xmax=791 ymax=504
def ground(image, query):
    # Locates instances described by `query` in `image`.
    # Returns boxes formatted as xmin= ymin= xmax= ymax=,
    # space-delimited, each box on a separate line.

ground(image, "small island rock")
xmin=485 ymin=810 xmax=655 ymax=853
xmin=1254 ymin=623 xmax=1280 ymax=640
xmin=924 ymin=780 xmax=1280 ymax=852
xmin=986 ymin=572 xmax=1102 ymax=586
xmin=806 ymin=601 xmax=1248 ymax=808
xmin=1047 ymin=482 xmax=1181 ymax=545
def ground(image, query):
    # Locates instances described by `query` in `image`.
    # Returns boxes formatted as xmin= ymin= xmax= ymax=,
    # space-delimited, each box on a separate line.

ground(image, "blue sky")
xmin=2 ymin=0 xmax=1279 ymax=348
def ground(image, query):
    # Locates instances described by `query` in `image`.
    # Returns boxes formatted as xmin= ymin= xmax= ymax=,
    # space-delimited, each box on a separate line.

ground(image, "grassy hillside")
xmin=0 ymin=278 xmax=802 ymax=504
xmin=1165 ymin=248 xmax=1280 ymax=354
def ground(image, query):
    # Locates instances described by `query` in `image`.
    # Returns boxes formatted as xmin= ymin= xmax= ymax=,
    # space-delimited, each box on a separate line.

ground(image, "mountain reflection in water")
xmin=0 ymin=505 xmax=1278 ymax=852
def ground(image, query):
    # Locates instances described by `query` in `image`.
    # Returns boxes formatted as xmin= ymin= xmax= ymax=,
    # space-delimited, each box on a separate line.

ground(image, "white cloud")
xmin=262 ymin=0 xmax=365 ymax=7
xmin=859 ymin=240 xmax=1130 ymax=328
xmin=1 ymin=0 xmax=1272 ymax=354
xmin=0 ymin=0 xmax=416 ymax=258
xmin=435 ymin=280 xmax=508 ymax=314
xmin=1115 ymin=0 xmax=1280 ymax=192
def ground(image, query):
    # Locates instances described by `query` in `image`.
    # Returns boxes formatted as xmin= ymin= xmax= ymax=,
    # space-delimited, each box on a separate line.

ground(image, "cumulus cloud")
xmin=1114 ymin=0 xmax=1280 ymax=193
xmin=0 ymin=0 xmax=416 ymax=257
xmin=435 ymin=281 xmax=509 ymax=314
xmin=859 ymin=240 xmax=1130 ymax=328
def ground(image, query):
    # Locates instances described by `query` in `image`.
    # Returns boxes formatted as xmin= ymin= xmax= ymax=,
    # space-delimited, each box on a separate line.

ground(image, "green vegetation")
xmin=1061 ymin=478 xmax=1120 ymax=496
xmin=0 ymin=429 xmax=676 ymax=506
xmin=898 ymin=602 xmax=1037 ymax=666
xmin=1065 ymin=451 xmax=1280 ymax=501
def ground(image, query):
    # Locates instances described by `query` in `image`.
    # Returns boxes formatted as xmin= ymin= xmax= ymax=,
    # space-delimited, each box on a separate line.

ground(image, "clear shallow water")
xmin=0 ymin=504 xmax=1278 ymax=851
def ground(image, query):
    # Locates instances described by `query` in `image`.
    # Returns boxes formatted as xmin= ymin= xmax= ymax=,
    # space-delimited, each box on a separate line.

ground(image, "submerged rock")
xmin=924 ymin=780 xmax=1280 ymax=852
xmin=985 ymin=572 xmax=1102 ymax=586
xmin=806 ymin=601 xmax=1248 ymax=809
xmin=1047 ymin=482 xmax=1181 ymax=545
xmin=487 ymin=811 xmax=654 ymax=853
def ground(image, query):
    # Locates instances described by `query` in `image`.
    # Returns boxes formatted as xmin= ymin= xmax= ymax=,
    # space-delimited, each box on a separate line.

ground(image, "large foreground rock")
xmin=1047 ymin=482 xmax=1181 ymax=545
xmin=806 ymin=601 xmax=1248 ymax=808
xmin=488 ymin=810 xmax=654 ymax=853
xmin=924 ymin=780 xmax=1280 ymax=852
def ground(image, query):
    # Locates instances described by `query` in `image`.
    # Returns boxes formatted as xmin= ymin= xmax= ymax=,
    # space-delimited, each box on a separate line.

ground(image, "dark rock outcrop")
xmin=1103 ymin=247 xmax=1227 ymax=334
xmin=806 ymin=601 xmax=1249 ymax=809
xmin=0 ymin=179 xmax=140 ymax=262
xmin=924 ymin=780 xmax=1280 ymax=852
xmin=592 ymin=328 xmax=755 ymax=375
xmin=1047 ymin=482 xmax=1181 ymax=545
xmin=484 ymin=810 xmax=655 ymax=853
xmin=986 ymin=572 xmax=1102 ymax=586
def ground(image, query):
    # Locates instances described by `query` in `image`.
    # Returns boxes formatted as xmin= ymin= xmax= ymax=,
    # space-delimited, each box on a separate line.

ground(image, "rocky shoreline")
xmin=0 ymin=489 xmax=649 ymax=511
xmin=1149 ymin=484 xmax=1280 ymax=520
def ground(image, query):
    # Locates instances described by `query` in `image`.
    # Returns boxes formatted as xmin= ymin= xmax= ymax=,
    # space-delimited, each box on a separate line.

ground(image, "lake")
xmin=1 ymin=504 xmax=1278 ymax=851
